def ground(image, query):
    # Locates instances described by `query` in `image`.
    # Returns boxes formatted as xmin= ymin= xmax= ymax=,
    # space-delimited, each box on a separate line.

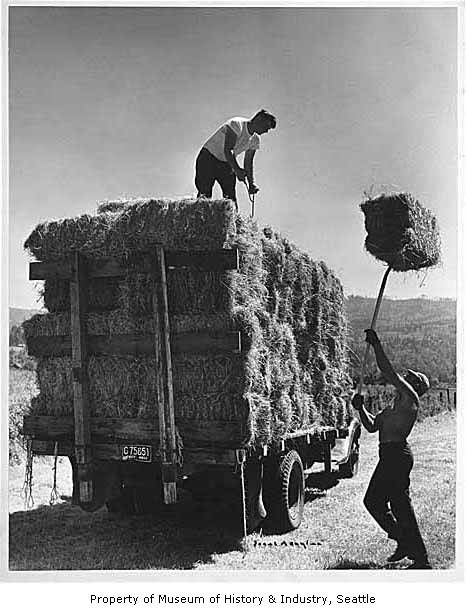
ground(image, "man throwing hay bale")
xmin=352 ymin=329 xmax=431 ymax=570
xmin=195 ymin=109 xmax=276 ymax=207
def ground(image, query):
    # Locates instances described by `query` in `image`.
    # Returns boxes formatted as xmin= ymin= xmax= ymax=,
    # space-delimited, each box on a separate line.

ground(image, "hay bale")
xmin=360 ymin=192 xmax=441 ymax=271
xmin=24 ymin=198 xmax=352 ymax=447
xmin=24 ymin=198 xmax=237 ymax=261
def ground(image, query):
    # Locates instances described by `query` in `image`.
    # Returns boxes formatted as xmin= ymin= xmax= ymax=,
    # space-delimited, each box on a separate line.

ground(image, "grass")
xmin=8 ymin=408 xmax=456 ymax=571
xmin=8 ymin=368 xmax=38 ymax=464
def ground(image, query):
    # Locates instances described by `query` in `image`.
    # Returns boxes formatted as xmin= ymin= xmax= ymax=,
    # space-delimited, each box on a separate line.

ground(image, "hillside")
xmin=346 ymin=296 xmax=456 ymax=385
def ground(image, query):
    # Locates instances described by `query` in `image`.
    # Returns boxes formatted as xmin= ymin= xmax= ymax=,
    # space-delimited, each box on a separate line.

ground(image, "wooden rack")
xmin=26 ymin=247 xmax=240 ymax=505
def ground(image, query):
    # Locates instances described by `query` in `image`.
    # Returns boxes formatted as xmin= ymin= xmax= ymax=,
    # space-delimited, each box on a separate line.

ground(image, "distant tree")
xmin=9 ymin=325 xmax=25 ymax=347
xmin=346 ymin=296 xmax=456 ymax=385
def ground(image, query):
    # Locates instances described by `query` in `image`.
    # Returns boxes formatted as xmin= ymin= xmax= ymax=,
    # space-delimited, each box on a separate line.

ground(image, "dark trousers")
xmin=195 ymin=148 xmax=237 ymax=203
xmin=364 ymin=442 xmax=428 ymax=560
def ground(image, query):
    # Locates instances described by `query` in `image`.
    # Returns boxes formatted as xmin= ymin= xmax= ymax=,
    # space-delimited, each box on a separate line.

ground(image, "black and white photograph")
xmin=1 ymin=0 xmax=462 ymax=595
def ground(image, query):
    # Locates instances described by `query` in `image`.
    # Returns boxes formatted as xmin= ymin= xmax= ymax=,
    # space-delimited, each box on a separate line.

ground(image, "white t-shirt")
xmin=202 ymin=117 xmax=260 ymax=162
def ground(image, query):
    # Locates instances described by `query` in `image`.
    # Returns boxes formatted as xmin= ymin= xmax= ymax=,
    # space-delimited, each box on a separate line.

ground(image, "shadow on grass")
xmin=304 ymin=471 xmax=340 ymax=505
xmin=306 ymin=471 xmax=340 ymax=492
xmin=9 ymin=493 xmax=245 ymax=571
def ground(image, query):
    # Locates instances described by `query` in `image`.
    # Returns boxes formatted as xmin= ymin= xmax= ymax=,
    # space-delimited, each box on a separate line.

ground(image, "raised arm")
xmin=224 ymin=126 xmax=246 ymax=181
xmin=365 ymin=329 xmax=419 ymax=406
xmin=352 ymin=393 xmax=379 ymax=433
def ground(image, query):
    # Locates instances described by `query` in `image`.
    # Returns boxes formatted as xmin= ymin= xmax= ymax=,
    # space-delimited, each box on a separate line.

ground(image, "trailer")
xmin=23 ymin=246 xmax=361 ymax=534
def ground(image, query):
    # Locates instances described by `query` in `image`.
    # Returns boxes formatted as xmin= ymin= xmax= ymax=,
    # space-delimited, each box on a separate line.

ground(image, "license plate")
xmin=121 ymin=444 xmax=153 ymax=463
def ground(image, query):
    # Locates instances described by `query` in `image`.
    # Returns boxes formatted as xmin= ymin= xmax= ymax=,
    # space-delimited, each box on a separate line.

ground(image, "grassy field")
xmin=9 ymin=405 xmax=456 ymax=571
xmin=8 ymin=368 xmax=38 ymax=464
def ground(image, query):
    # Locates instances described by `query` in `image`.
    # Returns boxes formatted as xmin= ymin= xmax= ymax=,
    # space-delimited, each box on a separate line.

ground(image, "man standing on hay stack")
xmin=195 ymin=109 xmax=276 ymax=207
xmin=352 ymin=329 xmax=431 ymax=570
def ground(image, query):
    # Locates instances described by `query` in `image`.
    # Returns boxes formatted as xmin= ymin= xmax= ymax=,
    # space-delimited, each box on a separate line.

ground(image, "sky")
xmin=7 ymin=4 xmax=459 ymax=309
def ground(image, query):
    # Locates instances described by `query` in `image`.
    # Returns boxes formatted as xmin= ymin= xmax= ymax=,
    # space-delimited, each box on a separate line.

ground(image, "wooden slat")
xmin=30 ymin=258 xmax=130 ymax=280
xmin=31 ymin=440 xmax=158 ymax=462
xmin=182 ymin=448 xmax=238 ymax=467
xmin=152 ymin=247 xmax=177 ymax=504
xmin=172 ymin=331 xmax=241 ymax=354
xmin=159 ymin=247 xmax=177 ymax=464
xmin=70 ymin=252 xmax=90 ymax=449
xmin=29 ymin=249 xmax=239 ymax=280
xmin=151 ymin=254 xmax=167 ymax=458
xmin=31 ymin=440 xmax=73 ymax=456
xmin=30 ymin=261 xmax=73 ymax=280
xmin=26 ymin=330 xmax=242 ymax=358
xmin=70 ymin=252 xmax=92 ymax=502
xmin=165 ymin=249 xmax=239 ymax=271
xmin=23 ymin=415 xmax=246 ymax=448
xmin=24 ymin=416 xmax=159 ymax=442
xmin=30 ymin=441 xmax=243 ymax=466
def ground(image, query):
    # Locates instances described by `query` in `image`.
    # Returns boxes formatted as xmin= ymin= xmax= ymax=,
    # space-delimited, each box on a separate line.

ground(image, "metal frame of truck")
xmin=23 ymin=247 xmax=361 ymax=534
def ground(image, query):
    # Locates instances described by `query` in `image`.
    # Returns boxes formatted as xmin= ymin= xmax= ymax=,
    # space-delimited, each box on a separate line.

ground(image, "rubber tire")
xmin=265 ymin=450 xmax=305 ymax=533
xmin=339 ymin=439 xmax=360 ymax=479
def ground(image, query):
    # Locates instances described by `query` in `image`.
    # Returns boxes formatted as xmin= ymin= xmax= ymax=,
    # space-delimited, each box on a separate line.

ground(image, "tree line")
xmin=345 ymin=296 xmax=456 ymax=385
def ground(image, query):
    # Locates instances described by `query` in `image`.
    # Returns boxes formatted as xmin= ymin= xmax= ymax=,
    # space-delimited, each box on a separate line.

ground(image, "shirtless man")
xmin=352 ymin=328 xmax=431 ymax=569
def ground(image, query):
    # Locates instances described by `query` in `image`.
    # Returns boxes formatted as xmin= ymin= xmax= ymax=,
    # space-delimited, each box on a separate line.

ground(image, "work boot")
xmin=387 ymin=542 xmax=411 ymax=563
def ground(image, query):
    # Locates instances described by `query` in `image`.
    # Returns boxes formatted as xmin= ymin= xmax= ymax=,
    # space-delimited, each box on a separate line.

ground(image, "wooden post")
xmin=152 ymin=246 xmax=177 ymax=504
xmin=70 ymin=252 xmax=93 ymax=503
xmin=323 ymin=441 xmax=332 ymax=474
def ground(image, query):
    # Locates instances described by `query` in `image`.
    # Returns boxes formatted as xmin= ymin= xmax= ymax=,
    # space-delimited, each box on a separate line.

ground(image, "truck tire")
xmin=264 ymin=450 xmax=305 ymax=532
xmin=339 ymin=439 xmax=360 ymax=479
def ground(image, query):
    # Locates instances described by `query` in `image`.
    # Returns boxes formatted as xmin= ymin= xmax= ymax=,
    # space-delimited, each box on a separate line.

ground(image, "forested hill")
xmin=345 ymin=296 xmax=456 ymax=385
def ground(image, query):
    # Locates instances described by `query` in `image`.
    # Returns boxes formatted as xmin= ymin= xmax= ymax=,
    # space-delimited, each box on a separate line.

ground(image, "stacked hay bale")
xmin=23 ymin=198 xmax=352 ymax=448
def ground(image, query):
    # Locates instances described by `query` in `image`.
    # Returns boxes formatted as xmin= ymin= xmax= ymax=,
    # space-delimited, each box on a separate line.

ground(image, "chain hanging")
xmin=175 ymin=427 xmax=184 ymax=468
xmin=240 ymin=459 xmax=248 ymax=540
xmin=49 ymin=441 xmax=60 ymax=505
xmin=22 ymin=438 xmax=34 ymax=510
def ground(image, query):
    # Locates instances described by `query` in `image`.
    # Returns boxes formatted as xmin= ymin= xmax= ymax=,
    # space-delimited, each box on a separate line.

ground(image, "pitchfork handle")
xmin=357 ymin=264 xmax=393 ymax=394
xmin=244 ymin=178 xmax=256 ymax=217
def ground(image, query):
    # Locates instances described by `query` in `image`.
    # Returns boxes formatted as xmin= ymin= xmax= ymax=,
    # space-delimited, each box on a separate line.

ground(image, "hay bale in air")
xmin=360 ymin=192 xmax=441 ymax=272
xmin=23 ymin=198 xmax=352 ymax=448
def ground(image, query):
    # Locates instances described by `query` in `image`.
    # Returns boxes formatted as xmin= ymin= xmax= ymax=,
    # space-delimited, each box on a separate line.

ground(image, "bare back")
xmin=376 ymin=392 xmax=418 ymax=443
